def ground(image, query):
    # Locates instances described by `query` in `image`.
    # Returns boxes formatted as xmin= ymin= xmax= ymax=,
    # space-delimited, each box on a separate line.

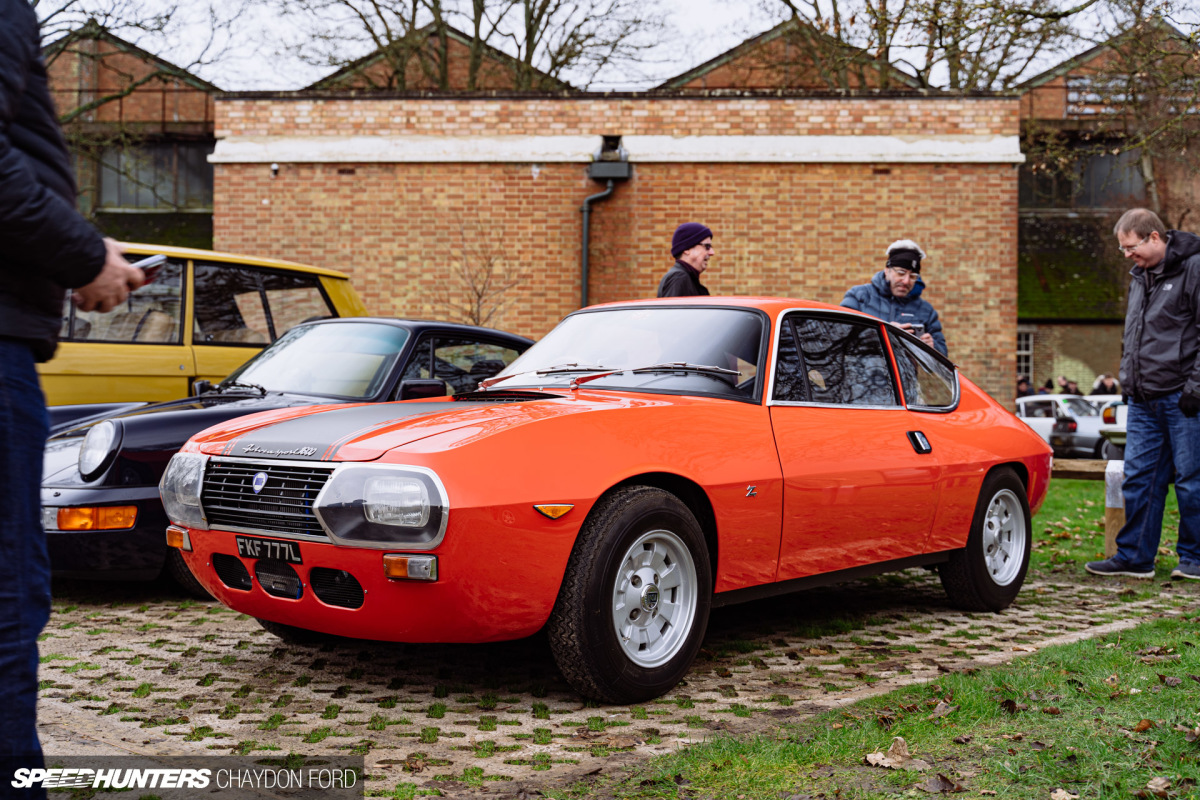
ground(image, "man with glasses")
xmin=1086 ymin=208 xmax=1200 ymax=580
xmin=841 ymin=239 xmax=947 ymax=355
xmin=657 ymin=222 xmax=713 ymax=297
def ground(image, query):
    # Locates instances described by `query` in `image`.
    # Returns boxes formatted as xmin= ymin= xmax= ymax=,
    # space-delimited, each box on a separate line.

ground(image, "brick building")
xmin=210 ymin=91 xmax=1023 ymax=402
xmin=45 ymin=21 xmax=219 ymax=248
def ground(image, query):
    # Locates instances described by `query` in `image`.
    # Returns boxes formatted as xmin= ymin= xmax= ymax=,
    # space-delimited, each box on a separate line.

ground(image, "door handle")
xmin=907 ymin=431 xmax=932 ymax=454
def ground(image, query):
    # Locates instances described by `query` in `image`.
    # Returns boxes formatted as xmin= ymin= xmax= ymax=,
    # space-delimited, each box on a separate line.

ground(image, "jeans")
xmin=1115 ymin=390 xmax=1200 ymax=570
xmin=0 ymin=340 xmax=50 ymax=791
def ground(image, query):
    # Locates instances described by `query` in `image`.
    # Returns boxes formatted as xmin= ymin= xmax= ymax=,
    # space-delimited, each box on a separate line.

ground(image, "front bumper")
xmin=42 ymin=485 xmax=168 ymax=580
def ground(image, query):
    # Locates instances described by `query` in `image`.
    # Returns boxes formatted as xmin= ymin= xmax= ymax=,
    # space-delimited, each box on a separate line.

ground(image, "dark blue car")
xmin=42 ymin=317 xmax=531 ymax=595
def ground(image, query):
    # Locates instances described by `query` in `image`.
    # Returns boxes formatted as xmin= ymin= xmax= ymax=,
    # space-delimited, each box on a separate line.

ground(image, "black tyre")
xmin=547 ymin=486 xmax=712 ymax=704
xmin=256 ymin=617 xmax=333 ymax=645
xmin=1101 ymin=440 xmax=1125 ymax=461
xmin=938 ymin=469 xmax=1031 ymax=612
xmin=164 ymin=548 xmax=213 ymax=599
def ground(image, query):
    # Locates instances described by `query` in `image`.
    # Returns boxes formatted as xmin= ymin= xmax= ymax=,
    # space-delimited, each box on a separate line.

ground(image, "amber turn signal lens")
xmin=533 ymin=504 xmax=574 ymax=519
xmin=165 ymin=525 xmax=192 ymax=551
xmin=382 ymin=554 xmax=438 ymax=581
xmin=56 ymin=506 xmax=137 ymax=531
xmin=1103 ymin=407 xmax=1117 ymax=424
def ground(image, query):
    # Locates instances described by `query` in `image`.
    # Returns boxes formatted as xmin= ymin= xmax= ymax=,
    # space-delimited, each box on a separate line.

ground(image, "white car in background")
xmin=1015 ymin=394 xmax=1107 ymax=459
xmin=1098 ymin=400 xmax=1127 ymax=460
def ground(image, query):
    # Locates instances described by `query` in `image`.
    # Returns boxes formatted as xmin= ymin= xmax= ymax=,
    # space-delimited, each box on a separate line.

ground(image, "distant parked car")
xmin=39 ymin=242 xmax=368 ymax=412
xmin=1098 ymin=400 xmax=1127 ymax=460
xmin=42 ymin=318 xmax=532 ymax=595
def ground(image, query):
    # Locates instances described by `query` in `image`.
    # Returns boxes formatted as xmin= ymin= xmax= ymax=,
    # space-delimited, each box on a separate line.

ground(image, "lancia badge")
xmin=252 ymin=472 xmax=268 ymax=494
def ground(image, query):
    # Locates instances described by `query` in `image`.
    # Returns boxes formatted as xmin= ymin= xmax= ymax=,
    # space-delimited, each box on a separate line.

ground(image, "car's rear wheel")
xmin=1101 ymin=440 xmax=1125 ymax=461
xmin=164 ymin=549 xmax=213 ymax=599
xmin=938 ymin=469 xmax=1031 ymax=612
xmin=547 ymin=486 xmax=711 ymax=703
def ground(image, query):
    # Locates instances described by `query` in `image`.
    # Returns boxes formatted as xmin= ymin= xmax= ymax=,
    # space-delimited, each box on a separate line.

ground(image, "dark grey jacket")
xmin=657 ymin=261 xmax=709 ymax=298
xmin=1119 ymin=230 xmax=1200 ymax=402
xmin=841 ymin=270 xmax=947 ymax=355
xmin=1 ymin=0 xmax=107 ymax=361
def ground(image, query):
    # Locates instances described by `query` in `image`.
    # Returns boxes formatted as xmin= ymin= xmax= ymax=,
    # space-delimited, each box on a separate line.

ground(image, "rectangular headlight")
xmin=315 ymin=465 xmax=448 ymax=549
xmin=365 ymin=476 xmax=430 ymax=527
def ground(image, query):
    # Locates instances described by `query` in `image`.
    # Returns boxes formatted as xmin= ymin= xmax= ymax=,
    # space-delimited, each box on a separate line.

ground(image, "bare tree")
xmin=433 ymin=221 xmax=527 ymax=327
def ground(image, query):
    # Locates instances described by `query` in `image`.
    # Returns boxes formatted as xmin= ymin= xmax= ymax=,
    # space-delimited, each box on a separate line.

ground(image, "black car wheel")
xmin=256 ymin=617 xmax=335 ymax=644
xmin=164 ymin=549 xmax=213 ymax=599
xmin=1101 ymin=440 xmax=1125 ymax=461
xmin=547 ymin=486 xmax=711 ymax=704
xmin=938 ymin=468 xmax=1031 ymax=612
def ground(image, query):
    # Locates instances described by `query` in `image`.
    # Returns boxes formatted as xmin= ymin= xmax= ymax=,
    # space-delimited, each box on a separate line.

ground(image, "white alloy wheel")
xmin=982 ymin=487 xmax=1027 ymax=587
xmin=610 ymin=528 xmax=699 ymax=668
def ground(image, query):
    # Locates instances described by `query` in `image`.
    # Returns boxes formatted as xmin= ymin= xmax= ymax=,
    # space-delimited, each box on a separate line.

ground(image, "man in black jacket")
xmin=657 ymin=222 xmax=713 ymax=297
xmin=1 ymin=0 xmax=143 ymax=781
xmin=1086 ymin=208 xmax=1200 ymax=581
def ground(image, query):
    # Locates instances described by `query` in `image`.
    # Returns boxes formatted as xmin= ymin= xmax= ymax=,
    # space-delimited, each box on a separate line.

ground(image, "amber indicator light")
xmin=57 ymin=506 xmax=137 ymax=531
xmin=533 ymin=504 xmax=574 ymax=519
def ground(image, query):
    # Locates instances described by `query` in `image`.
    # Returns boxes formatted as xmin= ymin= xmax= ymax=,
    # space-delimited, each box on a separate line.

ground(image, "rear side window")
xmin=773 ymin=314 xmax=899 ymax=406
xmin=194 ymin=263 xmax=334 ymax=345
xmin=402 ymin=337 xmax=525 ymax=395
xmin=61 ymin=258 xmax=185 ymax=344
xmin=887 ymin=329 xmax=958 ymax=410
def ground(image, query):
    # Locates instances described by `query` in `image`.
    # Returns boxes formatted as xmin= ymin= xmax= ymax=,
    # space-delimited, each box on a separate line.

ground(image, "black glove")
xmin=1180 ymin=391 xmax=1200 ymax=418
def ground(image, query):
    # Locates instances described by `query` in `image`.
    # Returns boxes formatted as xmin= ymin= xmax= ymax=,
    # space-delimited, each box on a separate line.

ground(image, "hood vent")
xmin=453 ymin=391 xmax=558 ymax=403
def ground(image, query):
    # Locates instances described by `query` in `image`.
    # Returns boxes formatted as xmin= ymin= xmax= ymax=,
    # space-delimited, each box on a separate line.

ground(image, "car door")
xmin=191 ymin=261 xmax=340 ymax=388
xmin=768 ymin=312 xmax=942 ymax=582
xmin=38 ymin=256 xmax=192 ymax=404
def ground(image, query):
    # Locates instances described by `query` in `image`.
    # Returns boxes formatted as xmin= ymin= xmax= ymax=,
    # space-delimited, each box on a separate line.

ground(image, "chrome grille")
xmin=202 ymin=459 xmax=333 ymax=538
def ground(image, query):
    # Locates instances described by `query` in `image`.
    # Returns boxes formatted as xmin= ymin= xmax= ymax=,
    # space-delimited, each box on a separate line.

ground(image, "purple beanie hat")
xmin=671 ymin=222 xmax=713 ymax=258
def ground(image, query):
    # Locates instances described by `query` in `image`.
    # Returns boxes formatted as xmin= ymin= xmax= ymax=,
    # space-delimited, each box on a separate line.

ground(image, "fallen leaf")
xmin=1050 ymin=790 xmax=1079 ymax=800
xmin=1042 ymin=706 xmax=1062 ymax=715
xmin=1158 ymin=674 xmax=1183 ymax=687
xmin=952 ymin=735 xmax=972 ymax=745
xmin=1134 ymin=719 xmax=1156 ymax=733
xmin=1104 ymin=674 xmax=1120 ymax=688
xmin=1002 ymin=733 xmax=1025 ymax=741
xmin=864 ymin=736 xmax=931 ymax=771
xmin=1147 ymin=776 xmax=1171 ymax=794
xmin=1031 ymin=741 xmax=1050 ymax=751
xmin=917 ymin=773 xmax=966 ymax=793
xmin=1001 ymin=699 xmax=1019 ymax=715
xmin=928 ymin=702 xmax=959 ymax=720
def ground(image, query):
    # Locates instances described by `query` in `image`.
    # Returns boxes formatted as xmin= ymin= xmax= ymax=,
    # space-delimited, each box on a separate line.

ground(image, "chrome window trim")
xmin=884 ymin=328 xmax=961 ymax=413
xmin=313 ymin=462 xmax=450 ymax=551
xmin=764 ymin=308 xmax=904 ymax=409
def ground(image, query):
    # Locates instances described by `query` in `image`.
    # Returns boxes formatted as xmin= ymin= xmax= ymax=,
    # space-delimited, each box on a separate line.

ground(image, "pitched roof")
xmin=43 ymin=19 xmax=221 ymax=93
xmin=1017 ymin=17 xmax=1193 ymax=91
xmin=656 ymin=18 xmax=922 ymax=91
xmin=306 ymin=22 xmax=572 ymax=91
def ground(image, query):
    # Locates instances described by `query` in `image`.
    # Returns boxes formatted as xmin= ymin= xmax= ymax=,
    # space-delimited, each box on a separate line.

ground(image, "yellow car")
xmin=39 ymin=243 xmax=367 ymax=407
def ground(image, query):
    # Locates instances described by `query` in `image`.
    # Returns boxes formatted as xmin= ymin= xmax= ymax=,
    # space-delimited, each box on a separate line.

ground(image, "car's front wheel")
xmin=164 ymin=549 xmax=213 ymax=599
xmin=255 ymin=617 xmax=336 ymax=645
xmin=938 ymin=469 xmax=1031 ymax=612
xmin=547 ymin=486 xmax=711 ymax=703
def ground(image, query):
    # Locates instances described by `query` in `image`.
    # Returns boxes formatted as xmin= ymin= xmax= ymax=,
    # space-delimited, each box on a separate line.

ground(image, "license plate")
xmin=236 ymin=535 xmax=303 ymax=564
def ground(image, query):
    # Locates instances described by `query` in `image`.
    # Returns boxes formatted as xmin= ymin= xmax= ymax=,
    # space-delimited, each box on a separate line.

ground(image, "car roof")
xmin=582 ymin=296 xmax=850 ymax=316
xmin=120 ymin=241 xmax=353 ymax=280
xmin=302 ymin=316 xmax=534 ymax=345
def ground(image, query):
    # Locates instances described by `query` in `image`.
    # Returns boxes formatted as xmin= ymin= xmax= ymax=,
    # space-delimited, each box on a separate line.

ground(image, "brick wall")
xmin=213 ymin=94 xmax=1020 ymax=402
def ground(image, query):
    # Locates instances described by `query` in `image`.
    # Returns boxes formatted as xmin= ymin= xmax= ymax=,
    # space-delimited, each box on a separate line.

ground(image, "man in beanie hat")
xmin=841 ymin=239 xmax=947 ymax=355
xmin=657 ymin=222 xmax=713 ymax=297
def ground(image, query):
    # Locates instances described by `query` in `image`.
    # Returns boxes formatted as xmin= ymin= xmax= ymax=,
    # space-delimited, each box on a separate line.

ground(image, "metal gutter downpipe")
xmin=579 ymin=179 xmax=614 ymax=308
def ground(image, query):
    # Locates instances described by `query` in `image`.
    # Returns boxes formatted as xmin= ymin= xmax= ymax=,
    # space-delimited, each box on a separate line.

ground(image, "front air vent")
xmin=310 ymin=568 xmax=365 ymax=609
xmin=255 ymin=559 xmax=303 ymax=599
xmin=453 ymin=391 xmax=556 ymax=403
xmin=213 ymin=553 xmax=252 ymax=590
xmin=202 ymin=460 xmax=334 ymax=538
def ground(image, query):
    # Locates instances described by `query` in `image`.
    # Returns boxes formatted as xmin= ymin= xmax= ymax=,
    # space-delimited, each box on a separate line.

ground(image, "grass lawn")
xmin=546 ymin=480 xmax=1197 ymax=800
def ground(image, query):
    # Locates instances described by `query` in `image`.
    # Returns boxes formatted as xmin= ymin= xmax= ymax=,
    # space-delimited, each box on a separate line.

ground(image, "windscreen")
xmin=488 ymin=307 xmax=765 ymax=399
xmin=223 ymin=322 xmax=410 ymax=399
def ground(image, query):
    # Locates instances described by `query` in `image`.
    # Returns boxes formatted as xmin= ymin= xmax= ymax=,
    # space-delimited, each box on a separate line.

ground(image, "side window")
xmin=401 ymin=337 xmax=523 ymax=396
xmin=193 ymin=263 xmax=270 ymax=345
xmin=887 ymin=329 xmax=958 ymax=409
xmin=65 ymin=258 xmax=184 ymax=344
xmin=772 ymin=319 xmax=808 ymax=402
xmin=260 ymin=271 xmax=336 ymax=338
xmin=778 ymin=315 xmax=898 ymax=406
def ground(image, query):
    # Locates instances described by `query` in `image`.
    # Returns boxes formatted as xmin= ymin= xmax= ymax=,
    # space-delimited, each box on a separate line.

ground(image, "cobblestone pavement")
xmin=38 ymin=570 xmax=1200 ymax=797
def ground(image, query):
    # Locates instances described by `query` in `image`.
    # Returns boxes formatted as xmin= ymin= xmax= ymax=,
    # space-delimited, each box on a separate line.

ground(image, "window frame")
xmin=191 ymin=262 xmax=337 ymax=348
xmin=766 ymin=309 xmax=904 ymax=410
xmin=885 ymin=327 xmax=961 ymax=413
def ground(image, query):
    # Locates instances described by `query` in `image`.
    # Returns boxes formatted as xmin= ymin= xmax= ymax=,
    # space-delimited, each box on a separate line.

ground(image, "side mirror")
xmin=397 ymin=379 xmax=447 ymax=401
xmin=192 ymin=379 xmax=214 ymax=396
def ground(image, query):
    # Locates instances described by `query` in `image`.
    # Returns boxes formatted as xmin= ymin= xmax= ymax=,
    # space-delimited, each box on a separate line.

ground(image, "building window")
xmin=1017 ymin=331 xmax=1033 ymax=379
xmin=1019 ymin=145 xmax=1146 ymax=211
xmin=99 ymin=140 xmax=214 ymax=211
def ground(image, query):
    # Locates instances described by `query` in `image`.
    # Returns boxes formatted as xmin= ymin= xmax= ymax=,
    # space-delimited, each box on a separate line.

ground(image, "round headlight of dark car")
xmin=78 ymin=420 xmax=123 ymax=481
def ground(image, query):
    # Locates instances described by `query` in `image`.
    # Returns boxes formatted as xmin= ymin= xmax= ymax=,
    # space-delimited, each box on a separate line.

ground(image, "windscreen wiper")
xmin=219 ymin=380 xmax=267 ymax=395
xmin=476 ymin=363 xmax=614 ymax=390
xmin=629 ymin=362 xmax=740 ymax=378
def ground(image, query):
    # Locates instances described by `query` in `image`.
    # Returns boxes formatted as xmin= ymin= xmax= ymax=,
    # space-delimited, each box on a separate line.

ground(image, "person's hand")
xmin=1180 ymin=391 xmax=1200 ymax=418
xmin=920 ymin=332 xmax=935 ymax=347
xmin=73 ymin=238 xmax=144 ymax=313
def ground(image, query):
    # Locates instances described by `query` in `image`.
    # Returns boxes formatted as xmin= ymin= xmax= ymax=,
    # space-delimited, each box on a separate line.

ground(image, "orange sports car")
xmin=160 ymin=298 xmax=1052 ymax=703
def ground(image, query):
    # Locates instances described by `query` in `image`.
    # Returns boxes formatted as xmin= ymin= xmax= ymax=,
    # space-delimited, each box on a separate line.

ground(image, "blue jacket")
xmin=841 ymin=271 xmax=947 ymax=355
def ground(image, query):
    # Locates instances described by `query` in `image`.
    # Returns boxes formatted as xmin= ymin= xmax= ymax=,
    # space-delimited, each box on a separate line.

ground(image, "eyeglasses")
xmin=1118 ymin=236 xmax=1148 ymax=255
xmin=700 ymin=243 xmax=714 ymax=251
xmin=887 ymin=266 xmax=915 ymax=279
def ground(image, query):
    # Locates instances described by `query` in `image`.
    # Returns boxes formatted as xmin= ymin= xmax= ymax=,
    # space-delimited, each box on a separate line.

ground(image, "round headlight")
xmin=78 ymin=420 xmax=122 ymax=481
